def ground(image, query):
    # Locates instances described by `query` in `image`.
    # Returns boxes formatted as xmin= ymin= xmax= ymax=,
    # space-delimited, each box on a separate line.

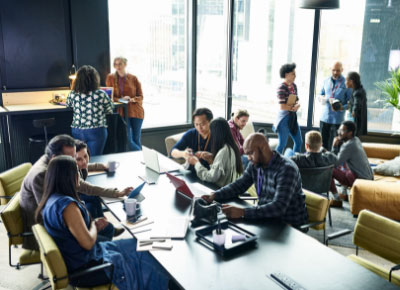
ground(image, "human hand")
xmin=320 ymin=96 xmax=327 ymax=104
xmin=94 ymin=217 xmax=109 ymax=231
xmin=129 ymin=97 xmax=137 ymax=103
xmin=201 ymin=193 xmax=216 ymax=203
xmin=122 ymin=96 xmax=131 ymax=101
xmin=100 ymin=163 xmax=108 ymax=171
xmin=184 ymin=148 xmax=194 ymax=159
xmin=116 ymin=187 xmax=134 ymax=197
xmin=332 ymin=136 xmax=341 ymax=147
xmin=221 ymin=205 xmax=245 ymax=219
xmin=187 ymin=155 xmax=199 ymax=165
xmin=195 ymin=151 xmax=213 ymax=164
xmin=292 ymin=103 xmax=300 ymax=112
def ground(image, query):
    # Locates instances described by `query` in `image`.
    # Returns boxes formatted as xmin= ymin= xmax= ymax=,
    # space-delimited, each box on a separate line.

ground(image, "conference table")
xmin=88 ymin=151 xmax=397 ymax=290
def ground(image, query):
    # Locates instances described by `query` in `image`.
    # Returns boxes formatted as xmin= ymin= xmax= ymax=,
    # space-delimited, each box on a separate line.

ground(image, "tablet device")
xmin=129 ymin=182 xmax=146 ymax=199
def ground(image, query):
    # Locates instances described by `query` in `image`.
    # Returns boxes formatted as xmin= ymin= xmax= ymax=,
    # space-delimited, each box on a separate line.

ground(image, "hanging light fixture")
xmin=299 ymin=0 xmax=339 ymax=9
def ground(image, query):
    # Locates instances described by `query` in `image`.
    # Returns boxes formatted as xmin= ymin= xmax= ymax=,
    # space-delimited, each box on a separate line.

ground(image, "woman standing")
xmin=274 ymin=63 xmax=302 ymax=154
xmin=188 ymin=117 xmax=243 ymax=188
xmin=67 ymin=65 xmax=114 ymax=156
xmin=106 ymin=57 xmax=144 ymax=151
xmin=346 ymin=72 xmax=368 ymax=136
xmin=35 ymin=156 xmax=169 ymax=289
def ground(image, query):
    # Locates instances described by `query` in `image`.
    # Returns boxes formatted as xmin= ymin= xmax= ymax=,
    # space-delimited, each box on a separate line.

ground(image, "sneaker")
xmin=113 ymin=227 xmax=125 ymax=237
xmin=330 ymin=199 xmax=343 ymax=208
xmin=338 ymin=193 xmax=348 ymax=201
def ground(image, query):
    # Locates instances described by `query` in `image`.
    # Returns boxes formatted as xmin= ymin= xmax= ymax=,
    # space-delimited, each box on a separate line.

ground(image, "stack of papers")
xmin=123 ymin=216 xmax=154 ymax=235
xmin=137 ymin=238 xmax=173 ymax=252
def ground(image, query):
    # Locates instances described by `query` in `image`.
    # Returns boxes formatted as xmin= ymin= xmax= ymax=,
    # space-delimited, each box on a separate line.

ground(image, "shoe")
xmin=338 ymin=193 xmax=348 ymax=201
xmin=113 ymin=227 xmax=125 ymax=237
xmin=330 ymin=199 xmax=343 ymax=208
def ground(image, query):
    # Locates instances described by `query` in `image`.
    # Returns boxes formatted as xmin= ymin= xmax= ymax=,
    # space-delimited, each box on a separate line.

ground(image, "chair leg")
xmin=326 ymin=192 xmax=333 ymax=227
xmin=38 ymin=263 xmax=46 ymax=280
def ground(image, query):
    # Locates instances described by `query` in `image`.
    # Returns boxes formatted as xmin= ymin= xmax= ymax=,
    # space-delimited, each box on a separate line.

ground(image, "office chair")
xmin=348 ymin=210 xmax=400 ymax=286
xmin=299 ymin=164 xmax=334 ymax=226
xmin=0 ymin=162 xmax=32 ymax=206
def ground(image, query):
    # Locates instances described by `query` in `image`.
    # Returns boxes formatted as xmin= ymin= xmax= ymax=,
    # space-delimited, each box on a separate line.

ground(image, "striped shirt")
xmin=274 ymin=82 xmax=298 ymax=129
xmin=215 ymin=152 xmax=308 ymax=227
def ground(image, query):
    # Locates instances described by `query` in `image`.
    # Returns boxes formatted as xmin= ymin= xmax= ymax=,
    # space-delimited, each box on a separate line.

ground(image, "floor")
xmin=0 ymin=212 xmax=396 ymax=290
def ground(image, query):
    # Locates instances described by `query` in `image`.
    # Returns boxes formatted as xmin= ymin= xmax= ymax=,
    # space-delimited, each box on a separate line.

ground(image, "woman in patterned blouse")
xmin=106 ymin=57 xmax=144 ymax=151
xmin=67 ymin=65 xmax=114 ymax=156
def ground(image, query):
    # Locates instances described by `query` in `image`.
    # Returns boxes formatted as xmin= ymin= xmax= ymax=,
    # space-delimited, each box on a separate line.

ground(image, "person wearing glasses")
xmin=330 ymin=121 xmax=373 ymax=206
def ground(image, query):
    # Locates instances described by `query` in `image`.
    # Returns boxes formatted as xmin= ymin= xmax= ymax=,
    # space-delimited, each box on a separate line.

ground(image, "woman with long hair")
xmin=188 ymin=117 xmax=243 ymax=187
xmin=346 ymin=72 xmax=368 ymax=136
xmin=35 ymin=156 xmax=168 ymax=289
xmin=106 ymin=57 xmax=144 ymax=151
xmin=67 ymin=65 xmax=114 ymax=156
xmin=274 ymin=63 xmax=302 ymax=154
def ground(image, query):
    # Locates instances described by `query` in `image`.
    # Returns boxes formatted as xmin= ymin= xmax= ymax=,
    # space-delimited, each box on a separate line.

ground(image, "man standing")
xmin=319 ymin=62 xmax=352 ymax=150
xmin=202 ymin=133 xmax=308 ymax=229
xmin=330 ymin=121 xmax=373 ymax=205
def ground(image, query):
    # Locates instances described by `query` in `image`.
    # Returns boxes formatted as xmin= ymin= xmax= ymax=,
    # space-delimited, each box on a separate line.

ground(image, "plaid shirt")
xmin=215 ymin=152 xmax=308 ymax=227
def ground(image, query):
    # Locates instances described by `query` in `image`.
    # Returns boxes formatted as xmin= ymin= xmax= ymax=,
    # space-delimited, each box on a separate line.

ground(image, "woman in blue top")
xmin=35 ymin=156 xmax=169 ymax=289
xmin=67 ymin=65 xmax=114 ymax=156
xmin=274 ymin=63 xmax=302 ymax=154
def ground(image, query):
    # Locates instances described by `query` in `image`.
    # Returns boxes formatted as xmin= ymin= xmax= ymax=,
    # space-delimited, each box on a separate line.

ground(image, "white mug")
xmin=212 ymin=230 xmax=226 ymax=246
xmin=124 ymin=199 xmax=140 ymax=216
xmin=108 ymin=161 xmax=120 ymax=172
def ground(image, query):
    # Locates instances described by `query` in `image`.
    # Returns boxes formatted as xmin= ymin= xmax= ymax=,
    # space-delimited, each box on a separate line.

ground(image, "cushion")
xmin=0 ymin=163 xmax=32 ymax=205
xmin=304 ymin=189 xmax=329 ymax=230
xmin=19 ymin=249 xmax=40 ymax=265
xmin=165 ymin=132 xmax=185 ymax=158
xmin=374 ymin=157 xmax=400 ymax=177
xmin=0 ymin=193 xmax=24 ymax=245
xmin=363 ymin=143 xmax=400 ymax=160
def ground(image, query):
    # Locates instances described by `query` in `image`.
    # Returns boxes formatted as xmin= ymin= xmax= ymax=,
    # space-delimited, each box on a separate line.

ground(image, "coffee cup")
xmin=124 ymin=199 xmax=140 ymax=217
xmin=212 ymin=230 xmax=226 ymax=246
xmin=107 ymin=161 xmax=120 ymax=172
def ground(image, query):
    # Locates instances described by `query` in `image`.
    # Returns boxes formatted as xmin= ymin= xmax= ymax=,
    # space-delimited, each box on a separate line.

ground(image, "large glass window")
xmin=108 ymin=0 xmax=187 ymax=128
xmin=231 ymin=0 xmax=314 ymax=126
xmin=196 ymin=0 xmax=228 ymax=118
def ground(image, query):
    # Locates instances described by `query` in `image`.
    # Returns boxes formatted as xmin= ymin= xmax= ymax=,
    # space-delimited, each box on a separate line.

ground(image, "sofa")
xmin=350 ymin=142 xmax=400 ymax=220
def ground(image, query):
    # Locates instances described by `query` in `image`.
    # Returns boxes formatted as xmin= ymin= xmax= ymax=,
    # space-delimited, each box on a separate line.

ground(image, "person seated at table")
xmin=187 ymin=118 xmax=243 ymax=187
xmin=228 ymin=109 xmax=250 ymax=169
xmin=171 ymin=107 xmax=213 ymax=169
xmin=75 ymin=140 xmax=125 ymax=238
xmin=20 ymin=135 xmax=132 ymax=250
xmin=330 ymin=121 xmax=373 ymax=203
xmin=202 ymin=133 xmax=308 ymax=229
xmin=35 ymin=156 xmax=169 ymax=289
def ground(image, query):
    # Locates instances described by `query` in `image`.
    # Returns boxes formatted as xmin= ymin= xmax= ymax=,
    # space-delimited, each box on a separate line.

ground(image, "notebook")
xmin=142 ymin=147 xmax=182 ymax=174
xmin=165 ymin=172 xmax=212 ymax=200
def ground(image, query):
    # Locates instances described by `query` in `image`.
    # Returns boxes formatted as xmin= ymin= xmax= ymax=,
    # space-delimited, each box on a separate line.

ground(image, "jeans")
xmin=320 ymin=121 xmax=340 ymax=151
xmin=80 ymin=194 xmax=114 ymax=241
xmin=275 ymin=114 xmax=302 ymax=154
xmin=128 ymin=118 xmax=143 ymax=151
xmin=72 ymin=127 xmax=108 ymax=156
xmin=283 ymin=148 xmax=295 ymax=158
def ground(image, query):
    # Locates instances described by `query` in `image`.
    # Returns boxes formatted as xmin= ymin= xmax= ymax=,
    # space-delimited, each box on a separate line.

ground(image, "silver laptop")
xmin=142 ymin=147 xmax=182 ymax=174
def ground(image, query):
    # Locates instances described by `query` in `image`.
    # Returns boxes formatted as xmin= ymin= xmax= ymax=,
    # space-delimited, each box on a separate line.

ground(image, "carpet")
xmin=307 ymin=201 xmax=357 ymax=248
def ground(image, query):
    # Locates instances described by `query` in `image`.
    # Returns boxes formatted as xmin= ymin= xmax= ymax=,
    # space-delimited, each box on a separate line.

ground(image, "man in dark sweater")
xmin=331 ymin=121 xmax=373 ymax=202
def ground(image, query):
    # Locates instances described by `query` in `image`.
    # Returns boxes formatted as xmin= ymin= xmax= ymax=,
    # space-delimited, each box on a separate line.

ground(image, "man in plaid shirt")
xmin=203 ymin=133 xmax=308 ymax=229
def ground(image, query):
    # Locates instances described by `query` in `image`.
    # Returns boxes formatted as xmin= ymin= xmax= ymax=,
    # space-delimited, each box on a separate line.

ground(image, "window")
xmin=231 ymin=0 xmax=314 ymax=126
xmin=108 ymin=0 xmax=187 ymax=128
xmin=196 ymin=0 xmax=228 ymax=118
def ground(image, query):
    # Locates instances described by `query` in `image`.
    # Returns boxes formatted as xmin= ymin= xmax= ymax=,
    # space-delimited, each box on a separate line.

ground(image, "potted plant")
xmin=375 ymin=68 xmax=400 ymax=131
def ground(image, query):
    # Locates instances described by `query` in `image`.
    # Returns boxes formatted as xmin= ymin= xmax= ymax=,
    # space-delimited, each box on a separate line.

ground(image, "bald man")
xmin=319 ymin=62 xmax=352 ymax=150
xmin=203 ymin=133 xmax=308 ymax=229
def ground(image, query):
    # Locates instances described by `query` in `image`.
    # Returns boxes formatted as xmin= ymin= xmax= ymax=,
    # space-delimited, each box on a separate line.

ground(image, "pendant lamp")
xmin=299 ymin=0 xmax=339 ymax=9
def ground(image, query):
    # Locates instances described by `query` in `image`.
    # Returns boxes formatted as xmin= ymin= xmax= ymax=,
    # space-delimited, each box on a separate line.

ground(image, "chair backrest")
xmin=0 ymin=192 xmax=24 ymax=245
xmin=32 ymin=224 xmax=69 ymax=290
xmin=353 ymin=210 xmax=400 ymax=264
xmin=165 ymin=131 xmax=185 ymax=159
xmin=240 ymin=120 xmax=255 ymax=140
xmin=0 ymin=162 xmax=32 ymax=205
xmin=32 ymin=118 xmax=55 ymax=129
xmin=299 ymin=165 xmax=334 ymax=195
xmin=304 ymin=189 xmax=329 ymax=230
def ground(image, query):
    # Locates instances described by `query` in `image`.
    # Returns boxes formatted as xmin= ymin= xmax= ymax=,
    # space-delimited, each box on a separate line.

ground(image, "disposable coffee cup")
xmin=108 ymin=161 xmax=120 ymax=172
xmin=212 ymin=230 xmax=226 ymax=246
xmin=124 ymin=199 xmax=140 ymax=216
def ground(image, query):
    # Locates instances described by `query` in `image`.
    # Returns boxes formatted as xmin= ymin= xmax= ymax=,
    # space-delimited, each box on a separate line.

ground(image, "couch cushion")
xmin=373 ymin=156 xmax=400 ymax=177
xmin=363 ymin=143 xmax=400 ymax=160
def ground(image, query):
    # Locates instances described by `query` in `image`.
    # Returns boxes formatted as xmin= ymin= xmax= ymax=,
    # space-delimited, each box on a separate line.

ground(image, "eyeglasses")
xmin=337 ymin=129 xmax=347 ymax=134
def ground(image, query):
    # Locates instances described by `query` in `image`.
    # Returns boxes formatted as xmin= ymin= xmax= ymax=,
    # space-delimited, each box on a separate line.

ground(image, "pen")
xmin=131 ymin=228 xmax=151 ymax=235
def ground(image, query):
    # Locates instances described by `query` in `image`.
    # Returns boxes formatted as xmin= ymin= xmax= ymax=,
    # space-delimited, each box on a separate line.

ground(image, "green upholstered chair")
xmin=32 ymin=224 xmax=118 ymax=290
xmin=348 ymin=210 xmax=400 ymax=286
xmin=0 ymin=162 xmax=32 ymax=205
xmin=0 ymin=192 xmax=42 ymax=273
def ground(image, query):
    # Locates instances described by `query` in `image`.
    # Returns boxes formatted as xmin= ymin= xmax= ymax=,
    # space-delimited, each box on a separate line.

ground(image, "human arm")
xmin=334 ymin=142 xmax=352 ymax=166
xmin=212 ymin=165 xmax=254 ymax=200
xmin=88 ymin=163 xmax=108 ymax=172
xmin=77 ymin=178 xmax=132 ymax=198
xmin=193 ymin=148 xmax=228 ymax=183
xmin=171 ymin=130 xmax=194 ymax=159
xmin=101 ymin=91 xmax=114 ymax=114
xmin=66 ymin=91 xmax=74 ymax=108
xmin=341 ymin=87 xmax=352 ymax=111
xmin=195 ymin=151 xmax=213 ymax=164
xmin=63 ymin=202 xmax=97 ymax=250
xmin=130 ymin=77 xmax=143 ymax=104
xmin=352 ymin=90 xmax=364 ymax=116
xmin=31 ymin=171 xmax=46 ymax=206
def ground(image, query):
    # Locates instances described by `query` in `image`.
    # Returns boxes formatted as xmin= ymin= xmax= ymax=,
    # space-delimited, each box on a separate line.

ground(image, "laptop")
xmin=165 ymin=172 xmax=212 ymax=200
xmin=142 ymin=147 xmax=182 ymax=174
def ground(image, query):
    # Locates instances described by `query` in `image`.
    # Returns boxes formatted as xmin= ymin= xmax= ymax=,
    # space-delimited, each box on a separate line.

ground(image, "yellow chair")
xmin=32 ymin=224 xmax=118 ymax=290
xmin=348 ymin=210 xmax=400 ymax=286
xmin=0 ymin=192 xmax=42 ymax=274
xmin=0 ymin=162 xmax=32 ymax=205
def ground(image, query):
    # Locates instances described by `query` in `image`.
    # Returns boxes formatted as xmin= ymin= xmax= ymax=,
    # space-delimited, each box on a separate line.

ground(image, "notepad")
xmin=287 ymin=94 xmax=297 ymax=106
